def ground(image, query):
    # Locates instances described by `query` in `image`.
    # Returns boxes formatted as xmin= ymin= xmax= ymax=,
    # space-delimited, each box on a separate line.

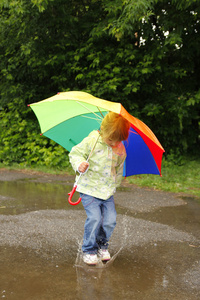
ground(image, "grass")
xmin=127 ymin=156 xmax=200 ymax=199
xmin=0 ymin=156 xmax=200 ymax=199
xmin=0 ymin=163 xmax=74 ymax=175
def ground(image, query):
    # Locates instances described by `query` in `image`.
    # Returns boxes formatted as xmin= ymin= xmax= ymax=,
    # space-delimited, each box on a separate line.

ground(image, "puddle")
xmin=0 ymin=177 xmax=200 ymax=299
xmin=133 ymin=200 xmax=200 ymax=240
xmin=1 ymin=242 xmax=199 ymax=300
xmin=0 ymin=180 xmax=81 ymax=215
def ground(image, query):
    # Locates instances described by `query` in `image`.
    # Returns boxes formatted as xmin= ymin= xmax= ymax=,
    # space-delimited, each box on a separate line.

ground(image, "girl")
xmin=69 ymin=112 xmax=130 ymax=265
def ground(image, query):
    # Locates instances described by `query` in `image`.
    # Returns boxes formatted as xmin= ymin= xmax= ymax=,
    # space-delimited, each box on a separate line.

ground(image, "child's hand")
xmin=78 ymin=162 xmax=89 ymax=173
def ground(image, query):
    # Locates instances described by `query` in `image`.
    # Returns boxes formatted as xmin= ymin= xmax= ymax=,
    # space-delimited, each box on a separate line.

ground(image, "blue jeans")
xmin=80 ymin=194 xmax=117 ymax=254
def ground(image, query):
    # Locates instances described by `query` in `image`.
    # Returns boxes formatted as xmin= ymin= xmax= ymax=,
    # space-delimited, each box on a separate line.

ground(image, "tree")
xmin=0 ymin=0 xmax=199 ymax=163
xmin=71 ymin=0 xmax=200 ymax=153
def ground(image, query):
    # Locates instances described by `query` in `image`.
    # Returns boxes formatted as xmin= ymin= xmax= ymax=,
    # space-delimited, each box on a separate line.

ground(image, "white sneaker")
xmin=83 ymin=254 xmax=98 ymax=265
xmin=97 ymin=249 xmax=111 ymax=261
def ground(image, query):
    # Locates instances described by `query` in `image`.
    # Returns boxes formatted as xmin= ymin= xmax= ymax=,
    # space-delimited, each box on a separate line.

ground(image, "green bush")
xmin=0 ymin=100 xmax=69 ymax=169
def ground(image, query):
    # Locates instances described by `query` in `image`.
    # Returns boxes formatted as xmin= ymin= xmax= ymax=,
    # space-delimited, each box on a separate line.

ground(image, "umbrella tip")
xmin=27 ymin=104 xmax=30 ymax=107
xmin=57 ymin=92 xmax=60 ymax=94
xmin=40 ymin=133 xmax=43 ymax=136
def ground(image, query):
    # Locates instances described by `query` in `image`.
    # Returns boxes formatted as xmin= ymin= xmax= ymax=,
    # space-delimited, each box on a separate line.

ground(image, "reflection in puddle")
xmin=0 ymin=246 xmax=78 ymax=300
xmin=0 ymin=180 xmax=81 ymax=215
xmin=75 ymin=254 xmax=164 ymax=300
xmin=0 ymin=245 xmax=164 ymax=300
xmin=162 ymin=275 xmax=169 ymax=288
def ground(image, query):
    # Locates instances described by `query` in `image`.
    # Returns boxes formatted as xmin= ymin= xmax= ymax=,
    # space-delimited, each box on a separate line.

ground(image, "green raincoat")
xmin=69 ymin=130 xmax=126 ymax=200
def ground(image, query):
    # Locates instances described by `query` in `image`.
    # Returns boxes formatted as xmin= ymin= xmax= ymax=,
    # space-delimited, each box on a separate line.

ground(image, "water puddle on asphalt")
xmin=0 ymin=179 xmax=80 ymax=215
xmin=132 ymin=198 xmax=200 ymax=240
xmin=1 ymin=243 xmax=182 ymax=300
xmin=0 ymin=178 xmax=200 ymax=299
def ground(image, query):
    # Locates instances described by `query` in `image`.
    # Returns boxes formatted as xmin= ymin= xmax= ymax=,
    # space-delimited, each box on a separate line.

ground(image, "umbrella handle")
xmin=68 ymin=185 xmax=82 ymax=205
xmin=68 ymin=136 xmax=99 ymax=206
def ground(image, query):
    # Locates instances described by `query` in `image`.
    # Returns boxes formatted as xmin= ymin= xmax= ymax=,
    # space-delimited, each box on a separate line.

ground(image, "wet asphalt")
xmin=0 ymin=169 xmax=199 ymax=300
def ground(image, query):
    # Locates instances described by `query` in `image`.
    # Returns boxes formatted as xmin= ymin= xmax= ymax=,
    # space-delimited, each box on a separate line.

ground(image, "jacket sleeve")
xmin=69 ymin=133 xmax=95 ymax=173
xmin=115 ymin=146 xmax=126 ymax=187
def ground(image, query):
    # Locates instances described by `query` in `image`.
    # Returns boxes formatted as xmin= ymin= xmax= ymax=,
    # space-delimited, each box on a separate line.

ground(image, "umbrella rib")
xmin=97 ymin=107 xmax=104 ymax=118
xmin=130 ymin=129 xmax=139 ymax=135
xmin=80 ymin=115 xmax=102 ymax=122
xmin=75 ymin=101 xmax=104 ymax=120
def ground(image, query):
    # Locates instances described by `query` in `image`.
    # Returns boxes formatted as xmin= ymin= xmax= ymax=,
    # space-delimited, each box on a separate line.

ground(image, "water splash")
xmin=74 ymin=214 xmax=129 ymax=270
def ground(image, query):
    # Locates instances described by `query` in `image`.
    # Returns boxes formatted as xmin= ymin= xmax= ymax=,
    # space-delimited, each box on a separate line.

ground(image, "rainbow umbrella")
xmin=29 ymin=91 xmax=165 ymax=203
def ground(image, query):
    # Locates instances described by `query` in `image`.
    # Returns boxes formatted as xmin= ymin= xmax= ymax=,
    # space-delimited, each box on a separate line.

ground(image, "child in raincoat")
xmin=69 ymin=112 xmax=130 ymax=265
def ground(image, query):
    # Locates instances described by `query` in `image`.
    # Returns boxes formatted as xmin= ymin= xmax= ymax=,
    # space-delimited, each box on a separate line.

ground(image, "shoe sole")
xmin=101 ymin=258 xmax=110 ymax=262
xmin=83 ymin=262 xmax=98 ymax=266
xmin=99 ymin=255 xmax=111 ymax=261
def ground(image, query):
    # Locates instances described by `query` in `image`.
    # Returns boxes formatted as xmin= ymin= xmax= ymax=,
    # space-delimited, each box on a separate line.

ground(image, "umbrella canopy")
xmin=29 ymin=91 xmax=165 ymax=177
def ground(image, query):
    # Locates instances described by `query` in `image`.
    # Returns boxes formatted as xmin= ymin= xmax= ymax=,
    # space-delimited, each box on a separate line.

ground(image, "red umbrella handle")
xmin=68 ymin=185 xmax=82 ymax=205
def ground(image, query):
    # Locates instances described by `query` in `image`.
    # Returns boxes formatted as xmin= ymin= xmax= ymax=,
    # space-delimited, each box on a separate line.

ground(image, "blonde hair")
xmin=100 ymin=112 xmax=130 ymax=141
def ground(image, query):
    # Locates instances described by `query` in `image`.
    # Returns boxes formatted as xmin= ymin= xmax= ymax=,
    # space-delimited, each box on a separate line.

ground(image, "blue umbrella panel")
xmin=123 ymin=128 xmax=161 ymax=177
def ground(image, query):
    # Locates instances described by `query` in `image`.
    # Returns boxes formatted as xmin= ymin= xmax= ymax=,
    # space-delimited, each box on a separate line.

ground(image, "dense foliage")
xmin=0 ymin=99 xmax=69 ymax=167
xmin=0 ymin=0 xmax=199 ymax=167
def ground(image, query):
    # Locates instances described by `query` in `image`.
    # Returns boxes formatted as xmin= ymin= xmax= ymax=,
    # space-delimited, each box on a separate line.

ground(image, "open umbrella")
xmin=29 ymin=91 xmax=165 ymax=204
